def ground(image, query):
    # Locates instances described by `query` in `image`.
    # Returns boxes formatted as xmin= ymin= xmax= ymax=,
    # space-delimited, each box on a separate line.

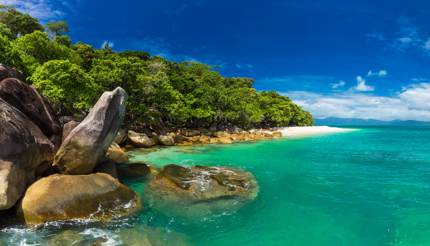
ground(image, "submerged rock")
xmin=145 ymin=164 xmax=259 ymax=217
xmin=117 ymin=163 xmax=151 ymax=179
xmin=127 ymin=130 xmax=156 ymax=148
xmin=20 ymin=173 xmax=141 ymax=225
xmin=0 ymin=78 xmax=61 ymax=137
xmin=48 ymin=230 xmax=82 ymax=246
xmin=118 ymin=227 xmax=190 ymax=246
xmin=0 ymin=99 xmax=54 ymax=210
xmin=53 ymin=87 xmax=127 ymax=174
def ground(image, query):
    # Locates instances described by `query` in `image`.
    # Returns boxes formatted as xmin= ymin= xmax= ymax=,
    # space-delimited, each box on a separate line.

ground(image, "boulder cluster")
xmin=125 ymin=128 xmax=283 ymax=149
xmin=0 ymin=64 xmax=260 ymax=228
xmin=0 ymin=64 xmax=141 ymax=226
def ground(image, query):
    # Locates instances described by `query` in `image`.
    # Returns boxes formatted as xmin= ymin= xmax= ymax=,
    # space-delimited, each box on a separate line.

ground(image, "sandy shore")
xmin=277 ymin=126 xmax=357 ymax=138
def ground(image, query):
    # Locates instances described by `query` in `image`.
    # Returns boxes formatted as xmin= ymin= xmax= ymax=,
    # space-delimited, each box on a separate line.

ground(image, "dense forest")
xmin=0 ymin=5 xmax=313 ymax=131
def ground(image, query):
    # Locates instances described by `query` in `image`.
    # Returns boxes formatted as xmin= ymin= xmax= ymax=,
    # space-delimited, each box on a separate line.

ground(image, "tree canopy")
xmin=0 ymin=6 xmax=313 ymax=130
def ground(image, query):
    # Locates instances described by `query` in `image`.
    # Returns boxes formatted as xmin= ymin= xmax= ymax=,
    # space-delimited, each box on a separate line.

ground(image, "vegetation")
xmin=0 ymin=6 xmax=313 ymax=131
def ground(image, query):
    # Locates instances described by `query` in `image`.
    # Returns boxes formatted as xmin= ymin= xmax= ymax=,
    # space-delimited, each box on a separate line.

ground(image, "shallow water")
xmin=2 ymin=126 xmax=430 ymax=245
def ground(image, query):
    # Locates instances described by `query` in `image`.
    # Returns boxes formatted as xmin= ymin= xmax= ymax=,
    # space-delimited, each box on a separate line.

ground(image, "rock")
xmin=0 ymin=64 xmax=25 ymax=82
xmin=20 ymin=173 xmax=141 ymax=225
xmin=158 ymin=135 xmax=175 ymax=146
xmin=272 ymin=131 xmax=283 ymax=138
xmin=94 ymin=161 xmax=118 ymax=178
xmin=214 ymin=131 xmax=229 ymax=138
xmin=61 ymin=120 xmax=79 ymax=143
xmin=48 ymin=230 xmax=82 ymax=246
xmin=53 ymin=87 xmax=127 ymax=174
xmin=118 ymin=227 xmax=190 ymax=246
xmin=216 ymin=136 xmax=233 ymax=144
xmin=127 ymin=130 xmax=156 ymax=148
xmin=106 ymin=142 xmax=128 ymax=163
xmin=145 ymin=164 xmax=259 ymax=217
xmin=114 ymin=128 xmax=127 ymax=145
xmin=0 ymin=99 xmax=54 ymax=210
xmin=0 ymin=78 xmax=61 ymax=137
xmin=117 ymin=163 xmax=151 ymax=179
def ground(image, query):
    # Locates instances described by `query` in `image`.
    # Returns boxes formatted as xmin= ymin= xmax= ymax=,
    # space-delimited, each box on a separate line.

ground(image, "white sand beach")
xmin=277 ymin=126 xmax=357 ymax=138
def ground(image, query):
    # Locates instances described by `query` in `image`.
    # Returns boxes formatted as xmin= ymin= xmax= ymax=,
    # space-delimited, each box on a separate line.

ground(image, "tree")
xmin=12 ymin=31 xmax=81 ymax=74
xmin=31 ymin=60 xmax=100 ymax=113
xmin=45 ymin=21 xmax=69 ymax=38
xmin=0 ymin=6 xmax=43 ymax=37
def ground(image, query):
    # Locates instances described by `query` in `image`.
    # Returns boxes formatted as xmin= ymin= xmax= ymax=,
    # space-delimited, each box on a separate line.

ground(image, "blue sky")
xmin=2 ymin=0 xmax=430 ymax=121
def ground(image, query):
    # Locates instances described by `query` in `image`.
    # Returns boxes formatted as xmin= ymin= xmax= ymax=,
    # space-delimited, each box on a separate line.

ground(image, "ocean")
xmin=2 ymin=126 xmax=430 ymax=246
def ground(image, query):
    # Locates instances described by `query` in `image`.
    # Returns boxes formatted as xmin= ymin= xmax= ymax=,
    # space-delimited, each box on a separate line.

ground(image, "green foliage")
xmin=0 ymin=22 xmax=13 ymax=39
xmin=12 ymin=31 xmax=81 ymax=74
xmin=0 ymin=6 xmax=43 ymax=37
xmin=1 ymin=7 xmax=313 ymax=128
xmin=31 ymin=60 xmax=100 ymax=113
xmin=45 ymin=21 xmax=69 ymax=37
xmin=54 ymin=35 xmax=72 ymax=47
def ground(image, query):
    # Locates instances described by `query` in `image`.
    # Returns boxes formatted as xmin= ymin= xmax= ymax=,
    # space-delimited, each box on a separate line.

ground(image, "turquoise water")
xmin=2 ymin=126 xmax=430 ymax=245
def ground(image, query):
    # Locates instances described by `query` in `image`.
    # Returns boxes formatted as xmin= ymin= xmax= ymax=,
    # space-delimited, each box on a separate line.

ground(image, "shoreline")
xmin=122 ymin=126 xmax=357 ymax=151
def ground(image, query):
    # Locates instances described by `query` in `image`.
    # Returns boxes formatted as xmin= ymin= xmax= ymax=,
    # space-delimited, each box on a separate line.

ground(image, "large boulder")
xmin=158 ymin=134 xmax=175 ymax=146
xmin=61 ymin=120 xmax=79 ymax=143
xmin=20 ymin=173 xmax=141 ymax=225
xmin=127 ymin=130 xmax=156 ymax=148
xmin=0 ymin=64 xmax=25 ymax=82
xmin=145 ymin=164 xmax=259 ymax=217
xmin=0 ymin=99 xmax=54 ymax=210
xmin=53 ymin=87 xmax=127 ymax=174
xmin=0 ymin=78 xmax=61 ymax=137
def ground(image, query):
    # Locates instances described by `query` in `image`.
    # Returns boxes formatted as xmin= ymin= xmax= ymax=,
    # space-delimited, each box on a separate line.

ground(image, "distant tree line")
xmin=0 ymin=6 xmax=313 ymax=131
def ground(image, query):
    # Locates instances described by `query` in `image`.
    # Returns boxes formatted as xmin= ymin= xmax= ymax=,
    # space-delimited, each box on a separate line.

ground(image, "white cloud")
xmin=367 ymin=70 xmax=387 ymax=77
xmin=424 ymin=38 xmax=430 ymax=51
xmin=331 ymin=80 xmax=346 ymax=89
xmin=354 ymin=76 xmax=374 ymax=92
xmin=284 ymin=83 xmax=430 ymax=121
xmin=0 ymin=0 xmax=64 ymax=20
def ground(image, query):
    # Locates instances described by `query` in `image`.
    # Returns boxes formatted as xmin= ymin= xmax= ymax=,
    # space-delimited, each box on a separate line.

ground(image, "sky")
xmin=2 ymin=0 xmax=430 ymax=121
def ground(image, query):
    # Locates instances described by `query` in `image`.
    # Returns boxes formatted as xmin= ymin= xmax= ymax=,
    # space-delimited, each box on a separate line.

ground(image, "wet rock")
xmin=145 ymin=164 xmax=259 ymax=217
xmin=20 ymin=173 xmax=141 ymax=225
xmin=117 ymin=163 xmax=151 ymax=179
xmin=0 ymin=99 xmax=54 ymax=210
xmin=127 ymin=130 xmax=156 ymax=148
xmin=106 ymin=143 xmax=128 ymax=163
xmin=0 ymin=78 xmax=61 ymax=137
xmin=53 ymin=87 xmax=127 ymax=174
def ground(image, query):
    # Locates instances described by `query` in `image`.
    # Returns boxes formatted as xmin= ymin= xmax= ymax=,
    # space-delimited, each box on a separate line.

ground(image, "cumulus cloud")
xmin=354 ymin=76 xmax=374 ymax=92
xmin=0 ymin=0 xmax=64 ymax=20
xmin=284 ymin=83 xmax=430 ymax=121
xmin=367 ymin=70 xmax=387 ymax=77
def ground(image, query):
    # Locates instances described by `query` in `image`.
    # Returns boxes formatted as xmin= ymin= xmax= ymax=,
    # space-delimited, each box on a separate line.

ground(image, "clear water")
xmin=2 ymin=126 xmax=430 ymax=246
